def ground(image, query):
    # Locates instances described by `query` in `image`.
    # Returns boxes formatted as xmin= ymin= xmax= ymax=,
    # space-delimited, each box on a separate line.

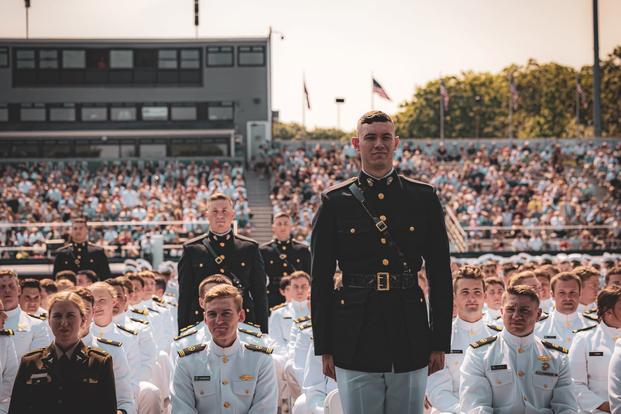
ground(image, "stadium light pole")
xmin=335 ymin=97 xmax=345 ymax=130
xmin=592 ymin=0 xmax=602 ymax=138
xmin=268 ymin=27 xmax=285 ymax=144
xmin=194 ymin=0 xmax=199 ymax=38
xmin=24 ymin=0 xmax=31 ymax=39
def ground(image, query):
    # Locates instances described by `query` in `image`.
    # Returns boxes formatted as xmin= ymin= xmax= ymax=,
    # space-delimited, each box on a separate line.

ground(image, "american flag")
xmin=576 ymin=80 xmax=588 ymax=109
xmin=509 ymin=78 xmax=519 ymax=111
xmin=440 ymin=80 xmax=449 ymax=111
xmin=372 ymin=78 xmax=391 ymax=101
xmin=303 ymin=79 xmax=311 ymax=110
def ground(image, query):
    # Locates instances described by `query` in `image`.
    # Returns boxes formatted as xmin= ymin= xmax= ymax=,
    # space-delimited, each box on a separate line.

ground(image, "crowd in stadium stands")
xmin=269 ymin=140 xmax=620 ymax=251
xmin=0 ymin=160 xmax=250 ymax=259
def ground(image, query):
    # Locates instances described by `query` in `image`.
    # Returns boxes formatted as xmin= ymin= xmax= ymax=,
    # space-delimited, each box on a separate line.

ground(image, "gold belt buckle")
xmin=376 ymin=272 xmax=390 ymax=291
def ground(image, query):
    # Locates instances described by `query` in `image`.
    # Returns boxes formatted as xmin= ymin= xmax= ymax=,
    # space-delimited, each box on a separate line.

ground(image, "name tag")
xmin=535 ymin=371 xmax=558 ymax=377
xmin=26 ymin=373 xmax=51 ymax=384
xmin=544 ymin=336 xmax=557 ymax=339
xmin=194 ymin=376 xmax=211 ymax=381
xmin=491 ymin=365 xmax=507 ymax=371
xmin=589 ymin=352 xmax=604 ymax=356
xmin=449 ymin=349 xmax=463 ymax=354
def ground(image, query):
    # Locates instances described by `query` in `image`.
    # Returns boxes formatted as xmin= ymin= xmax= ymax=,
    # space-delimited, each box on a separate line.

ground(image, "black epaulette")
xmin=174 ymin=328 xmax=198 ymax=341
xmin=179 ymin=322 xmax=199 ymax=333
xmin=152 ymin=296 xmax=165 ymax=305
xmin=572 ymin=325 xmax=597 ymax=334
xmin=55 ymin=244 xmax=71 ymax=252
xmin=96 ymin=337 xmax=123 ymax=347
xmin=270 ymin=303 xmax=287 ymax=312
xmin=244 ymin=343 xmax=273 ymax=355
xmin=183 ymin=233 xmax=208 ymax=246
xmin=538 ymin=313 xmax=549 ymax=322
xmin=291 ymin=239 xmax=309 ymax=247
xmin=541 ymin=340 xmax=568 ymax=354
xmin=88 ymin=347 xmax=110 ymax=357
xmin=129 ymin=317 xmax=149 ymax=326
xmin=239 ymin=328 xmax=263 ymax=338
xmin=245 ymin=322 xmax=261 ymax=329
xmin=470 ymin=335 xmax=498 ymax=349
xmin=116 ymin=324 xmax=138 ymax=336
xmin=294 ymin=315 xmax=311 ymax=324
xmin=234 ymin=233 xmax=259 ymax=245
xmin=131 ymin=308 xmax=148 ymax=316
xmin=487 ymin=324 xmax=503 ymax=332
xmin=177 ymin=343 xmax=207 ymax=358
xmin=24 ymin=348 xmax=46 ymax=357
xmin=28 ymin=313 xmax=46 ymax=321
xmin=0 ymin=329 xmax=14 ymax=336
xmin=147 ymin=307 xmax=160 ymax=314
xmin=300 ymin=321 xmax=313 ymax=330
xmin=323 ymin=177 xmax=357 ymax=195
xmin=582 ymin=313 xmax=598 ymax=322
xmin=400 ymin=175 xmax=434 ymax=190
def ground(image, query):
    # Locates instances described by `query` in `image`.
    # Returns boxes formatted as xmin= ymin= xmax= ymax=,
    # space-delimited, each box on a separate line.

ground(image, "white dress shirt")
xmin=609 ymin=339 xmax=621 ymax=414
xmin=0 ymin=333 xmax=18 ymax=414
xmin=269 ymin=300 xmax=309 ymax=356
xmin=4 ymin=306 xmax=50 ymax=358
xmin=535 ymin=310 xmax=596 ymax=349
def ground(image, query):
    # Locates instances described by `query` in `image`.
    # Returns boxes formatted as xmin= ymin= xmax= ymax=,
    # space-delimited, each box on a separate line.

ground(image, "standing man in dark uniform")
xmin=53 ymin=216 xmax=111 ymax=281
xmin=260 ymin=212 xmax=311 ymax=307
xmin=311 ymin=111 xmax=453 ymax=414
xmin=177 ymin=193 xmax=269 ymax=333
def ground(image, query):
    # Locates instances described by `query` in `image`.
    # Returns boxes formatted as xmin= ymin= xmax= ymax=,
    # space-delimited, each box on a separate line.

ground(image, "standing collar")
xmin=501 ymin=329 xmax=535 ymax=350
xmin=358 ymin=169 xmax=398 ymax=189
xmin=209 ymin=336 xmax=241 ymax=357
xmin=553 ymin=309 xmax=578 ymax=323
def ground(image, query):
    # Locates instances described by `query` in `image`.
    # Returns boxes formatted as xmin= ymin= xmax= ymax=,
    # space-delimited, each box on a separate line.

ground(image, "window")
xmin=110 ymin=50 xmax=133 ymax=69
xmin=49 ymin=105 xmax=76 ymax=122
xmin=0 ymin=106 xmax=8 ymax=122
xmin=208 ymin=105 xmax=234 ymax=121
xmin=158 ymin=50 xmax=177 ymax=69
xmin=180 ymin=49 xmax=200 ymax=69
xmin=110 ymin=106 xmax=136 ymax=121
xmin=86 ymin=49 xmax=108 ymax=70
xmin=0 ymin=48 xmax=8 ymax=68
xmin=16 ymin=50 xmax=35 ymax=69
xmin=39 ymin=50 xmax=59 ymax=69
xmin=238 ymin=46 xmax=265 ymax=66
xmin=206 ymin=46 xmax=233 ymax=67
xmin=142 ymin=106 xmax=168 ymax=121
xmin=171 ymin=106 xmax=197 ymax=120
xmin=20 ymin=106 xmax=46 ymax=121
xmin=62 ymin=50 xmax=86 ymax=68
xmin=134 ymin=49 xmax=157 ymax=68
xmin=82 ymin=107 xmax=108 ymax=122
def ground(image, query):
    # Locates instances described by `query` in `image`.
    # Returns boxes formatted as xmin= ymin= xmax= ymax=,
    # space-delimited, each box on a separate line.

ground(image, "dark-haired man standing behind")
xmin=311 ymin=111 xmax=453 ymax=414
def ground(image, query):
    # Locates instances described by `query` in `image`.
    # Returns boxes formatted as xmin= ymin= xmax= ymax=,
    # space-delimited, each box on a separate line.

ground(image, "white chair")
xmin=323 ymin=389 xmax=343 ymax=414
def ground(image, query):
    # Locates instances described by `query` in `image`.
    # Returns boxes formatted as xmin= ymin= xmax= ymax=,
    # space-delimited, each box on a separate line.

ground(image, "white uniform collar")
xmin=553 ymin=309 xmax=578 ymax=323
xmin=209 ymin=336 xmax=241 ymax=357
xmin=5 ymin=306 xmax=21 ymax=319
xmin=486 ymin=308 xmax=501 ymax=319
xmin=456 ymin=316 xmax=486 ymax=333
xmin=82 ymin=332 xmax=93 ymax=344
xmin=601 ymin=322 xmax=621 ymax=340
xmin=362 ymin=168 xmax=395 ymax=180
xmin=501 ymin=329 xmax=535 ymax=350
xmin=91 ymin=321 xmax=115 ymax=337
xmin=290 ymin=300 xmax=309 ymax=316
xmin=113 ymin=313 xmax=127 ymax=325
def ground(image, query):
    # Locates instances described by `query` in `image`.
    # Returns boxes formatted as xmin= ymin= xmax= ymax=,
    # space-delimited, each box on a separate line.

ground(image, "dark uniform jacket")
xmin=260 ymin=238 xmax=311 ymax=307
xmin=177 ymin=230 xmax=269 ymax=333
xmin=52 ymin=242 xmax=112 ymax=280
xmin=311 ymin=170 xmax=453 ymax=373
xmin=9 ymin=341 xmax=117 ymax=414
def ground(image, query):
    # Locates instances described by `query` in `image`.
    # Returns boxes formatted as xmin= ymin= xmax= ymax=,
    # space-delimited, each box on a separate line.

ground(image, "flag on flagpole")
xmin=576 ymin=81 xmax=588 ymax=109
xmin=303 ymin=79 xmax=311 ymax=110
xmin=509 ymin=78 xmax=519 ymax=111
xmin=439 ymin=80 xmax=449 ymax=111
xmin=372 ymin=77 xmax=391 ymax=101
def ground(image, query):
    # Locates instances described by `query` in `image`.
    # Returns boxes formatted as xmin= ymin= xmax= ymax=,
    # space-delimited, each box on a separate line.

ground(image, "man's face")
xmin=0 ymin=277 xmax=20 ymax=311
xmin=206 ymin=199 xmax=235 ymax=234
xmin=129 ymin=280 xmax=142 ymax=305
xmin=580 ymin=275 xmax=599 ymax=305
xmin=79 ymin=301 xmax=94 ymax=338
xmin=352 ymin=122 xmax=399 ymax=173
xmin=19 ymin=287 xmax=41 ymax=313
xmin=501 ymin=294 xmax=541 ymax=337
xmin=454 ymin=278 xmax=485 ymax=320
xmin=485 ymin=284 xmax=505 ymax=311
xmin=272 ymin=217 xmax=292 ymax=241
xmin=482 ymin=265 xmax=498 ymax=279
xmin=77 ymin=274 xmax=93 ymax=287
xmin=515 ymin=277 xmax=542 ymax=299
xmin=49 ymin=300 xmax=84 ymax=348
xmin=607 ymin=274 xmax=621 ymax=288
xmin=604 ymin=297 xmax=621 ymax=329
xmin=111 ymin=285 xmax=127 ymax=315
xmin=90 ymin=287 xmax=115 ymax=326
xmin=199 ymin=282 xmax=219 ymax=310
xmin=536 ymin=276 xmax=551 ymax=300
xmin=71 ymin=222 xmax=88 ymax=243
xmin=205 ymin=297 xmax=244 ymax=347
xmin=289 ymin=277 xmax=310 ymax=302
xmin=142 ymin=278 xmax=155 ymax=300
xmin=552 ymin=279 xmax=581 ymax=314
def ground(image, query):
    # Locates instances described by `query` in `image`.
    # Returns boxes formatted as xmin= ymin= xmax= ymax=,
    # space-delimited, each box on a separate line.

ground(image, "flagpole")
xmin=508 ymin=74 xmax=513 ymax=141
xmin=440 ymin=89 xmax=444 ymax=141
xmin=371 ymin=73 xmax=374 ymax=110
xmin=302 ymin=73 xmax=306 ymax=129
xmin=575 ymin=74 xmax=580 ymax=125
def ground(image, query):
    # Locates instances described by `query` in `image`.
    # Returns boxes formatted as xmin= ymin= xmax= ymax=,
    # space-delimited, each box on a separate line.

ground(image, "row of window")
xmin=0 ymin=102 xmax=234 ymax=123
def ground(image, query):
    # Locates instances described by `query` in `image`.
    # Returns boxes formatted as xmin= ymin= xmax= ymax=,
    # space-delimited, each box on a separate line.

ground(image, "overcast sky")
xmin=1 ymin=0 xmax=620 ymax=130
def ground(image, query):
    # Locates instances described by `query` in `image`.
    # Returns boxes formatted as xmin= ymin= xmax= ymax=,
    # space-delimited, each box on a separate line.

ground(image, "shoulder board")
xmin=582 ymin=313 xmax=598 ymax=322
xmin=300 ymin=321 xmax=313 ymax=330
xmin=177 ymin=343 xmax=207 ymax=358
xmin=239 ymin=328 xmax=263 ymax=338
xmin=88 ymin=347 xmax=110 ymax=357
xmin=572 ymin=324 xmax=597 ymax=334
xmin=538 ymin=313 xmax=549 ymax=322
xmin=179 ymin=322 xmax=199 ymax=333
xmin=24 ymin=348 xmax=46 ymax=357
xmin=291 ymin=239 xmax=309 ymax=247
xmin=244 ymin=343 xmax=273 ymax=355
xmin=294 ymin=315 xmax=311 ymax=324
xmin=96 ymin=337 xmax=123 ymax=347
xmin=129 ymin=317 xmax=149 ymax=325
xmin=56 ymin=244 xmax=72 ymax=252
xmin=0 ymin=329 xmax=14 ymax=336
xmin=183 ymin=233 xmax=208 ymax=246
xmin=174 ymin=328 xmax=198 ymax=341
xmin=152 ymin=296 xmax=165 ymax=304
xmin=324 ymin=177 xmax=357 ymax=195
xmin=270 ymin=303 xmax=287 ymax=312
xmin=541 ymin=340 xmax=568 ymax=354
xmin=259 ymin=240 xmax=275 ymax=249
xmin=234 ymin=233 xmax=259 ymax=245
xmin=28 ymin=313 xmax=47 ymax=321
xmin=146 ymin=307 xmax=160 ymax=314
xmin=245 ymin=321 xmax=261 ymax=329
xmin=165 ymin=292 xmax=176 ymax=298
xmin=470 ymin=335 xmax=498 ymax=349
xmin=116 ymin=324 xmax=138 ymax=336
xmin=584 ymin=308 xmax=597 ymax=315
xmin=399 ymin=175 xmax=434 ymax=190
xmin=131 ymin=308 xmax=149 ymax=316
xmin=487 ymin=324 xmax=503 ymax=332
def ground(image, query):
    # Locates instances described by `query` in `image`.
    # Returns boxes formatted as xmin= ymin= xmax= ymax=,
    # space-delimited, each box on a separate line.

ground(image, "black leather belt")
xmin=344 ymin=272 xmax=418 ymax=291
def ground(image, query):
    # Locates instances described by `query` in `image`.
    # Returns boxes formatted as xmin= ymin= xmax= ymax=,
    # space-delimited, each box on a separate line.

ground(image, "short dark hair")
xmin=279 ymin=275 xmax=292 ymax=290
xmin=573 ymin=266 xmax=600 ymax=283
xmin=551 ymin=272 xmax=582 ymax=293
xmin=597 ymin=286 xmax=621 ymax=320
xmin=70 ymin=215 xmax=88 ymax=225
xmin=55 ymin=270 xmax=77 ymax=285
xmin=127 ymin=273 xmax=145 ymax=287
xmin=77 ymin=269 xmax=98 ymax=283
xmin=503 ymin=285 xmax=540 ymax=307
xmin=534 ymin=265 xmax=559 ymax=282
xmin=199 ymin=274 xmax=233 ymax=300
xmin=508 ymin=271 xmax=538 ymax=287
xmin=357 ymin=110 xmax=394 ymax=132
xmin=40 ymin=279 xmax=58 ymax=295
xmin=605 ymin=266 xmax=621 ymax=286
xmin=115 ymin=276 xmax=134 ymax=294
xmin=484 ymin=277 xmax=505 ymax=290
xmin=154 ymin=276 xmax=167 ymax=292
xmin=453 ymin=265 xmax=485 ymax=292
xmin=73 ymin=286 xmax=95 ymax=306
xmin=20 ymin=278 xmax=41 ymax=292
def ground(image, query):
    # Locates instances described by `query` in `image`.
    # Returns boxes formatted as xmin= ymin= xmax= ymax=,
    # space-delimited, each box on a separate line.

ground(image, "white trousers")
xmin=335 ymin=366 xmax=427 ymax=414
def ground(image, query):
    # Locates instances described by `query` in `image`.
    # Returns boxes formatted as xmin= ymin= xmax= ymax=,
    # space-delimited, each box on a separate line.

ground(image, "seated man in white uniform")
xmin=172 ymin=284 xmax=278 ymax=413
xmin=426 ymin=265 xmax=501 ymax=413
xmin=536 ymin=272 xmax=597 ymax=348
xmin=534 ymin=265 xmax=558 ymax=313
xmin=569 ymin=286 xmax=621 ymax=413
xmin=483 ymin=277 xmax=505 ymax=324
xmin=0 ymin=298 xmax=18 ymax=414
xmin=575 ymin=266 xmax=601 ymax=314
xmin=459 ymin=285 xmax=578 ymax=413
